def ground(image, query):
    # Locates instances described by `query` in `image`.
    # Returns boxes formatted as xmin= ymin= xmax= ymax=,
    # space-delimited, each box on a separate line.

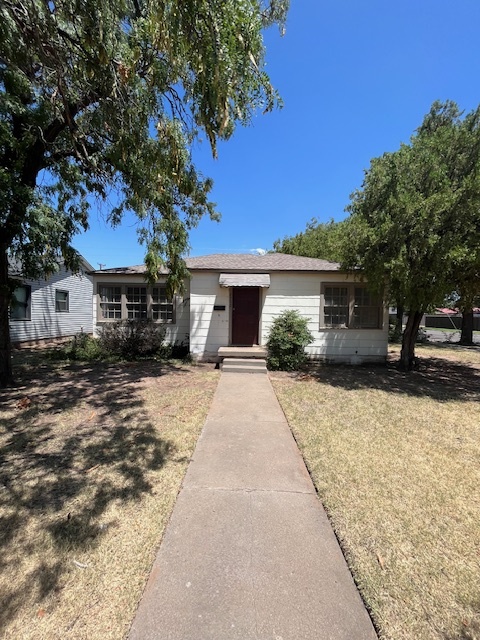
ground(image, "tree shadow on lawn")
xmin=0 ymin=353 xmax=191 ymax=629
xmin=443 ymin=606 xmax=480 ymax=640
xmin=305 ymin=349 xmax=480 ymax=403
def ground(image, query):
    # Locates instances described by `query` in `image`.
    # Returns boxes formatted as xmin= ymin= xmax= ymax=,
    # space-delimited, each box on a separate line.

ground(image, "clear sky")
xmin=74 ymin=0 xmax=480 ymax=269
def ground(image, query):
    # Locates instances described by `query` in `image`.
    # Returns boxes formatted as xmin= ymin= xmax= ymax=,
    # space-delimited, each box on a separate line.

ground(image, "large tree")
xmin=343 ymin=101 xmax=480 ymax=369
xmin=273 ymin=218 xmax=345 ymax=262
xmin=0 ymin=0 xmax=289 ymax=385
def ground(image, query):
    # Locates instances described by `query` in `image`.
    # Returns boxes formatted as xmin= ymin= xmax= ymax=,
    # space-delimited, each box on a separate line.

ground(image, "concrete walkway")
xmin=128 ymin=372 xmax=377 ymax=640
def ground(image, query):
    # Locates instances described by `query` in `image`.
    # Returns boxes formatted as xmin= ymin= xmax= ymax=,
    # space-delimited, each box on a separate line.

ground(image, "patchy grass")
xmin=0 ymin=351 xmax=219 ymax=639
xmin=270 ymin=344 xmax=480 ymax=640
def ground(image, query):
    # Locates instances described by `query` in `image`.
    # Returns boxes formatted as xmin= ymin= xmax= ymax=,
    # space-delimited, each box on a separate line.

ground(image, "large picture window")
xmin=10 ymin=285 xmax=31 ymax=321
xmin=321 ymin=284 xmax=382 ymax=329
xmin=97 ymin=284 xmax=175 ymax=323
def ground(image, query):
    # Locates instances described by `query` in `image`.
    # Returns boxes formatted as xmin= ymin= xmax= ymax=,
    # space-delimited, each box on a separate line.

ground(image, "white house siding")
xmin=261 ymin=272 xmax=389 ymax=364
xmin=10 ymin=266 xmax=93 ymax=344
xmin=92 ymin=274 xmax=190 ymax=346
xmin=189 ymin=270 xmax=388 ymax=364
xmin=189 ymin=272 xmax=229 ymax=360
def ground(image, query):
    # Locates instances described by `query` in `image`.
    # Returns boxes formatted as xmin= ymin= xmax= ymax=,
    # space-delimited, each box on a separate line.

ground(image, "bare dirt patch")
xmin=271 ymin=344 xmax=480 ymax=640
xmin=0 ymin=352 xmax=219 ymax=639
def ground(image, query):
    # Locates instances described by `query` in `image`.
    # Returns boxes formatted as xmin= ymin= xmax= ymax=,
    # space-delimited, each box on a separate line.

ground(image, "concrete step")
xmin=222 ymin=358 xmax=268 ymax=373
xmin=217 ymin=347 xmax=267 ymax=359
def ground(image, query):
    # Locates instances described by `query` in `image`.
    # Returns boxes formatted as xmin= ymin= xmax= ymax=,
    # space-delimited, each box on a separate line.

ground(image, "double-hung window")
xmin=323 ymin=286 xmax=349 ymax=328
xmin=55 ymin=289 xmax=69 ymax=312
xmin=126 ymin=286 xmax=147 ymax=319
xmin=97 ymin=284 xmax=175 ymax=323
xmin=99 ymin=286 xmax=122 ymax=320
xmin=152 ymin=286 xmax=174 ymax=322
xmin=10 ymin=285 xmax=31 ymax=321
xmin=321 ymin=284 xmax=382 ymax=329
xmin=353 ymin=287 xmax=381 ymax=328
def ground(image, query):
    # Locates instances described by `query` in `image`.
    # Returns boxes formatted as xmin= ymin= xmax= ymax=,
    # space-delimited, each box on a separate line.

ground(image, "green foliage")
xmin=48 ymin=332 xmax=102 ymax=361
xmin=344 ymin=101 xmax=480 ymax=310
xmin=49 ymin=324 xmax=188 ymax=362
xmin=273 ymin=219 xmax=345 ymax=262
xmin=98 ymin=320 xmax=167 ymax=360
xmin=0 ymin=0 xmax=289 ymax=385
xmin=388 ymin=323 xmax=401 ymax=344
xmin=266 ymin=310 xmax=314 ymax=371
xmin=1 ymin=0 xmax=289 ymax=284
xmin=342 ymin=100 xmax=480 ymax=368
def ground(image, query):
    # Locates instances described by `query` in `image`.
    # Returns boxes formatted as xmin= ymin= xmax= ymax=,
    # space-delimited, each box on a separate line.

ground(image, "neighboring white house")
xmin=91 ymin=253 xmax=389 ymax=364
xmin=9 ymin=257 xmax=94 ymax=345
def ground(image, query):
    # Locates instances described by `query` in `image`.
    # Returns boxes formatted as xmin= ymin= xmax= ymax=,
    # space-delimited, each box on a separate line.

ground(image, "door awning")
xmin=219 ymin=273 xmax=270 ymax=288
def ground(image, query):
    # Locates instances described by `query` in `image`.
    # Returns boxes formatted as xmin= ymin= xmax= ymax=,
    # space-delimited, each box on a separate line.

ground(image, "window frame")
xmin=320 ymin=283 xmax=383 ymax=330
xmin=10 ymin=285 xmax=32 ymax=321
xmin=55 ymin=289 xmax=70 ymax=313
xmin=97 ymin=283 xmax=175 ymax=324
xmin=126 ymin=285 xmax=148 ymax=320
xmin=98 ymin=285 xmax=122 ymax=320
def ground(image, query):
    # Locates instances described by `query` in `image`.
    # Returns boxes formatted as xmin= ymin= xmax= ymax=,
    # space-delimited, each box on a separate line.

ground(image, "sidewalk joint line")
xmin=182 ymin=485 xmax=314 ymax=495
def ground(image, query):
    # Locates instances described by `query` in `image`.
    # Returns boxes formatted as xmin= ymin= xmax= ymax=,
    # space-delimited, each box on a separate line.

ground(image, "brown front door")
xmin=231 ymin=287 xmax=259 ymax=345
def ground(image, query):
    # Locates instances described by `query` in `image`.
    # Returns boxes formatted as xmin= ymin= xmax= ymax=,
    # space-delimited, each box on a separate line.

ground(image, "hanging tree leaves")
xmin=0 ymin=0 xmax=289 ymax=385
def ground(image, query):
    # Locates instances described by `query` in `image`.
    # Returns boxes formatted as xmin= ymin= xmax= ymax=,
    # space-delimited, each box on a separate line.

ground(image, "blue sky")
xmin=75 ymin=0 xmax=480 ymax=269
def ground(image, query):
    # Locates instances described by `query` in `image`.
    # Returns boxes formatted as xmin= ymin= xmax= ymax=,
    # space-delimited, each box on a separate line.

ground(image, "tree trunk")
xmin=392 ymin=304 xmax=404 ymax=341
xmin=460 ymin=308 xmax=474 ymax=345
xmin=0 ymin=244 xmax=13 ymax=387
xmin=399 ymin=310 xmax=423 ymax=370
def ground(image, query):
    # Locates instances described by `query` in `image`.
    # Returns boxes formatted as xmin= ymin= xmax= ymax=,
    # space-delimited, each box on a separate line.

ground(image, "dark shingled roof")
xmin=91 ymin=253 xmax=340 ymax=275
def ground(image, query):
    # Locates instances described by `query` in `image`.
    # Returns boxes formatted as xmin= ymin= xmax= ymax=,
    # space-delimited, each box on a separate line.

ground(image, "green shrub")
xmin=266 ymin=310 xmax=314 ymax=371
xmin=98 ymin=320 xmax=167 ymax=359
xmin=47 ymin=332 xmax=102 ymax=361
xmin=169 ymin=336 xmax=191 ymax=360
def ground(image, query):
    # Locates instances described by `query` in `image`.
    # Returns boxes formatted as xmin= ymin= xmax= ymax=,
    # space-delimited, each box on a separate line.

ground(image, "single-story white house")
xmin=9 ymin=256 xmax=94 ymax=346
xmin=91 ymin=253 xmax=389 ymax=364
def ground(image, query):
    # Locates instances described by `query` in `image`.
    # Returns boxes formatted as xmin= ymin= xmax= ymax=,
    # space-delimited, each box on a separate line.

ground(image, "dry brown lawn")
xmin=0 ymin=352 xmax=219 ymax=639
xmin=271 ymin=343 xmax=480 ymax=640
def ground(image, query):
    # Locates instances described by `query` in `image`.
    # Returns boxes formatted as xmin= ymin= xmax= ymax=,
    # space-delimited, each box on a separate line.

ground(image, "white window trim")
xmin=55 ymin=289 xmax=70 ymax=313
xmin=320 ymin=283 xmax=383 ymax=330
xmin=10 ymin=285 xmax=32 ymax=321
xmin=97 ymin=283 xmax=176 ymax=324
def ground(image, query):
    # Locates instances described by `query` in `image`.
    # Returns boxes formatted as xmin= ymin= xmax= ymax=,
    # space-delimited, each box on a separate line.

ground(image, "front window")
xmin=353 ymin=287 xmax=380 ymax=328
xmin=322 ymin=284 xmax=382 ymax=329
xmin=152 ymin=286 xmax=174 ymax=322
xmin=324 ymin=286 xmax=349 ymax=328
xmin=126 ymin=286 xmax=147 ymax=319
xmin=10 ymin=285 xmax=31 ymax=321
xmin=97 ymin=284 xmax=175 ymax=323
xmin=99 ymin=286 xmax=122 ymax=319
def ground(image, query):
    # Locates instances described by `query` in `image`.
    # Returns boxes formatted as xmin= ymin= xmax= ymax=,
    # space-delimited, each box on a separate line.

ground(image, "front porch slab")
xmin=217 ymin=346 xmax=267 ymax=359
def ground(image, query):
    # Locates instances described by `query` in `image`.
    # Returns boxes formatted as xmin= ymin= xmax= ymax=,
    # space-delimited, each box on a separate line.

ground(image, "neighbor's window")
xmin=321 ymin=284 xmax=382 ymax=329
xmin=97 ymin=284 xmax=175 ymax=323
xmin=10 ymin=285 xmax=31 ymax=321
xmin=99 ymin=286 xmax=122 ymax=320
xmin=55 ymin=289 xmax=69 ymax=312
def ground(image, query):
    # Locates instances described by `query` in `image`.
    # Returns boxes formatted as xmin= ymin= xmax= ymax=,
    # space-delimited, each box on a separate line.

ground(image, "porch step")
xmin=217 ymin=346 xmax=267 ymax=359
xmin=221 ymin=358 xmax=268 ymax=374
